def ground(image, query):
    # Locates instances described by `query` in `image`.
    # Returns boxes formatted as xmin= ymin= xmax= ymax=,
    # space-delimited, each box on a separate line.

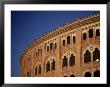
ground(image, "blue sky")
xmin=11 ymin=11 xmax=98 ymax=77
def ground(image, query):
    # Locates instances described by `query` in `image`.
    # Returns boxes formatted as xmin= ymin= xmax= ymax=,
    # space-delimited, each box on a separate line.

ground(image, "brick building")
xmin=19 ymin=13 xmax=100 ymax=77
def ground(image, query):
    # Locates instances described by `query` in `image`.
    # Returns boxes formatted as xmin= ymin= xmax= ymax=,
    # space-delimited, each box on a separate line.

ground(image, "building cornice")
xmin=21 ymin=13 xmax=100 ymax=58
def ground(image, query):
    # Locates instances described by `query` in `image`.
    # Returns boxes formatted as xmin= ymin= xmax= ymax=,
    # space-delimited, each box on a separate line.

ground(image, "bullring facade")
xmin=20 ymin=13 xmax=100 ymax=77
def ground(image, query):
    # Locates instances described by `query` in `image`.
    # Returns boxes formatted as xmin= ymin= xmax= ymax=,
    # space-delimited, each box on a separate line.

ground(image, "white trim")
xmin=5 ymin=4 xmax=107 ymax=84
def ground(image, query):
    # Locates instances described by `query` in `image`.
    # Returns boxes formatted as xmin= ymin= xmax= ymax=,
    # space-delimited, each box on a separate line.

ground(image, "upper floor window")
xmin=36 ymin=52 xmax=38 ymax=57
xmin=37 ymin=49 xmax=42 ymax=56
xmin=84 ymin=50 xmax=91 ymax=63
xmin=73 ymin=36 xmax=75 ymax=43
xmin=96 ymin=29 xmax=100 ymax=36
xmin=83 ymin=33 xmax=87 ymax=40
xmin=69 ymin=54 xmax=75 ymax=66
xmin=51 ymin=59 xmax=55 ymax=70
xmin=64 ymin=76 xmax=68 ymax=77
xmin=38 ymin=65 xmax=41 ymax=74
xmin=47 ymin=46 xmax=49 ymax=52
xmin=38 ymin=49 xmax=39 ymax=53
xmin=55 ymin=43 xmax=57 ymax=49
xmin=38 ymin=49 xmax=40 ymax=56
xmin=70 ymin=74 xmax=75 ymax=77
xmin=89 ymin=29 xmax=93 ymax=38
xmin=35 ymin=67 xmax=37 ymax=75
xmin=27 ymin=70 xmax=31 ymax=77
xmin=84 ymin=72 xmax=91 ymax=77
xmin=27 ymin=72 xmax=30 ymax=77
xmin=67 ymin=36 xmax=70 ymax=44
xmin=63 ymin=40 xmax=65 ymax=46
xmin=94 ymin=70 xmax=100 ymax=77
xmin=93 ymin=48 xmax=100 ymax=61
xmin=46 ymin=61 xmax=50 ymax=72
xmin=62 ymin=56 xmax=68 ymax=68
xmin=50 ymin=43 xmax=53 ymax=50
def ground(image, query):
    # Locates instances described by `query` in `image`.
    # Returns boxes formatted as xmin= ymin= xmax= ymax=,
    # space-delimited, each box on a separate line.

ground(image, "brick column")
xmin=55 ymin=35 xmax=62 ymax=76
xmin=41 ymin=43 xmax=46 ymax=76
xmin=75 ymin=28 xmax=82 ymax=76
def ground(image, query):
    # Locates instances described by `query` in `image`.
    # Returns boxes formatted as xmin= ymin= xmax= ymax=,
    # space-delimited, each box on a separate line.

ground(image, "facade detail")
xmin=20 ymin=13 xmax=100 ymax=77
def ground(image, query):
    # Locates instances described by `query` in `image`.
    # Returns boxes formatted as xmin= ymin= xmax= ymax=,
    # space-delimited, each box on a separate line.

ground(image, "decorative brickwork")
xmin=20 ymin=13 xmax=100 ymax=77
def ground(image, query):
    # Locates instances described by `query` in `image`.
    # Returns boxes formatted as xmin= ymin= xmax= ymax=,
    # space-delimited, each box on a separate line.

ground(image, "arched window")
xmin=83 ymin=33 xmax=87 ymax=40
xmin=96 ymin=29 xmax=100 ymax=36
xmin=70 ymin=74 xmax=75 ymax=77
xmin=73 ymin=36 xmax=75 ymax=43
xmin=47 ymin=46 xmax=49 ymax=52
xmin=89 ymin=29 xmax=93 ymax=38
xmin=46 ymin=61 xmax=50 ymax=72
xmin=38 ymin=49 xmax=40 ymax=56
xmin=27 ymin=72 xmax=30 ymax=77
xmin=36 ymin=52 xmax=37 ymax=57
xmin=51 ymin=59 xmax=55 ymax=70
xmin=63 ymin=40 xmax=65 ymax=46
xmin=94 ymin=70 xmax=100 ymax=77
xmin=38 ymin=49 xmax=40 ymax=53
xmin=35 ymin=67 xmax=37 ymax=75
xmin=50 ymin=43 xmax=53 ymax=50
xmin=62 ymin=56 xmax=68 ymax=68
xmin=93 ymin=48 xmax=100 ymax=61
xmin=67 ymin=36 xmax=70 ymax=44
xmin=69 ymin=54 xmax=75 ymax=66
xmin=27 ymin=70 xmax=31 ymax=77
xmin=38 ymin=65 xmax=41 ymax=74
xmin=84 ymin=50 xmax=91 ymax=63
xmin=84 ymin=72 xmax=91 ymax=77
xmin=55 ymin=43 xmax=57 ymax=49
xmin=64 ymin=76 xmax=68 ymax=77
